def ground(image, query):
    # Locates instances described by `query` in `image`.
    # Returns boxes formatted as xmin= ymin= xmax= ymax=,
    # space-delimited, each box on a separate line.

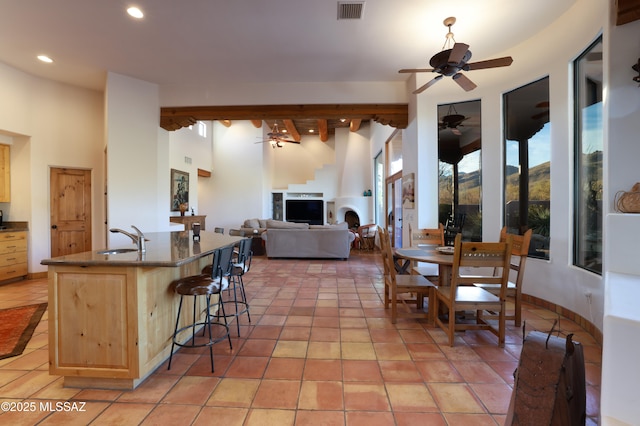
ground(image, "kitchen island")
xmin=41 ymin=231 xmax=242 ymax=390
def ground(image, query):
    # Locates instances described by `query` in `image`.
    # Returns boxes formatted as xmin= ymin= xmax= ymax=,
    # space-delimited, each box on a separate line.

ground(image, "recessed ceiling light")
xmin=37 ymin=55 xmax=53 ymax=63
xmin=127 ymin=6 xmax=144 ymax=19
xmin=308 ymin=129 xmax=314 ymax=133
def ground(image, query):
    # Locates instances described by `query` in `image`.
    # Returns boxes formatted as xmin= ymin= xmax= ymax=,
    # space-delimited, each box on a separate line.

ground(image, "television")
xmin=286 ymin=199 xmax=324 ymax=225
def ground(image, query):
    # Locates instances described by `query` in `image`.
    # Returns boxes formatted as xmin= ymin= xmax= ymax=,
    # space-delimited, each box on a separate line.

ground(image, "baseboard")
xmin=27 ymin=271 xmax=48 ymax=280
xmin=522 ymin=293 xmax=603 ymax=345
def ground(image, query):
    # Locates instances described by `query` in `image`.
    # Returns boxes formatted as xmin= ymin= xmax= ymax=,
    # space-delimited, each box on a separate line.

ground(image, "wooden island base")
xmin=43 ymin=231 xmax=240 ymax=390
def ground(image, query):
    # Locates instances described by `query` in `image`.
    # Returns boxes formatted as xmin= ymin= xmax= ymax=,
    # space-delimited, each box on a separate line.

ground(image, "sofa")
xmin=260 ymin=220 xmax=355 ymax=259
xmin=240 ymin=218 xmax=269 ymax=235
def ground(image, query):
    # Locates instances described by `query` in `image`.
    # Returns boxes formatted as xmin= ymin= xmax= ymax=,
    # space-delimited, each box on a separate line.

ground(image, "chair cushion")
xmin=266 ymin=219 xmax=309 ymax=229
xmin=174 ymin=274 xmax=223 ymax=296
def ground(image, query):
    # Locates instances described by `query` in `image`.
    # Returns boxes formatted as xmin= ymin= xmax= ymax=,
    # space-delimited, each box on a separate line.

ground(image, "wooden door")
xmin=385 ymin=171 xmax=403 ymax=248
xmin=50 ymin=168 xmax=92 ymax=257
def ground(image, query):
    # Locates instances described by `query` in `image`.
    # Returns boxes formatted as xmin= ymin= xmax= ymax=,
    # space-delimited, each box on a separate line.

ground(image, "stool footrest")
xmin=172 ymin=321 xmax=230 ymax=349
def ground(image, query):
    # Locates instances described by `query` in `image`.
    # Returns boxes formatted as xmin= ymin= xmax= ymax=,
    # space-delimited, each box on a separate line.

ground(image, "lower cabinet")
xmin=0 ymin=231 xmax=27 ymax=281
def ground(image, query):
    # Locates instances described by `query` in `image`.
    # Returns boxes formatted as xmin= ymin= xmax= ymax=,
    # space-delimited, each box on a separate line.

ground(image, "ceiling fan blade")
xmin=448 ymin=43 xmax=470 ymax=64
xmin=465 ymin=56 xmax=513 ymax=70
xmin=399 ymin=68 xmax=434 ymax=73
xmin=452 ymin=73 xmax=477 ymax=91
xmin=413 ymin=75 xmax=443 ymax=94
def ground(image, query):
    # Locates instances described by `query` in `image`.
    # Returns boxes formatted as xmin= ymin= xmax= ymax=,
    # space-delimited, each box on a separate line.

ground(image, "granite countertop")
xmin=41 ymin=231 xmax=243 ymax=268
xmin=0 ymin=221 xmax=29 ymax=232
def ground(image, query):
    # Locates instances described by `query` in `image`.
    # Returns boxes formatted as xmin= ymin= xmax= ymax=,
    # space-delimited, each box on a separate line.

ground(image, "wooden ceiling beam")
xmin=251 ymin=120 xmax=262 ymax=128
xmin=282 ymin=119 xmax=301 ymax=142
xmin=160 ymin=103 xmax=408 ymax=131
xmin=349 ymin=119 xmax=362 ymax=132
xmin=317 ymin=119 xmax=328 ymax=142
xmin=219 ymin=119 xmax=232 ymax=127
xmin=616 ymin=0 xmax=640 ymax=25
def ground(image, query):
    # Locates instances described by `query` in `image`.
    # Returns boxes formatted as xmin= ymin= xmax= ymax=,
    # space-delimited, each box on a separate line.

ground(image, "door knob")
xmin=51 ymin=225 xmax=57 ymax=229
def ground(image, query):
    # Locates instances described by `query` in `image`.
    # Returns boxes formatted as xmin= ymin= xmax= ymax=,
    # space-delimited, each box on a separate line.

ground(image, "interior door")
xmin=386 ymin=171 xmax=403 ymax=247
xmin=50 ymin=167 xmax=92 ymax=257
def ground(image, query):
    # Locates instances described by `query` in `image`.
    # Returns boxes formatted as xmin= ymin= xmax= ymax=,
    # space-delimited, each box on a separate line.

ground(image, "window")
xmin=503 ymin=77 xmax=551 ymax=259
xmin=438 ymin=100 xmax=482 ymax=242
xmin=574 ymin=37 xmax=603 ymax=274
xmin=374 ymin=150 xmax=385 ymax=226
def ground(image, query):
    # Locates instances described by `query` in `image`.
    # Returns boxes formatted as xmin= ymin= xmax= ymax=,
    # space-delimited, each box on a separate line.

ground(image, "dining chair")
xmin=357 ymin=223 xmax=377 ymax=250
xmin=474 ymin=227 xmax=532 ymax=326
xmin=434 ymin=233 xmax=512 ymax=346
xmin=378 ymin=226 xmax=436 ymax=324
xmin=443 ymin=213 xmax=466 ymax=246
xmin=408 ymin=223 xmax=445 ymax=282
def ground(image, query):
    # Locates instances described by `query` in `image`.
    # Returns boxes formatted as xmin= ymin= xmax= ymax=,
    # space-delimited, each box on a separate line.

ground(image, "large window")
xmin=574 ymin=37 xmax=603 ymax=274
xmin=503 ymin=77 xmax=551 ymax=259
xmin=438 ymin=100 xmax=482 ymax=241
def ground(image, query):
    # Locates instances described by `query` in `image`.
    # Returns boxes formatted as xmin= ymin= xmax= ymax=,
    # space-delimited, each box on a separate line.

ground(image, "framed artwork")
xmin=170 ymin=169 xmax=189 ymax=212
xmin=402 ymin=172 xmax=415 ymax=209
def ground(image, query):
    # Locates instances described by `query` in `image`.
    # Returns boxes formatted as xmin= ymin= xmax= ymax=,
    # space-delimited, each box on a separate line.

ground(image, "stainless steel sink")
xmin=97 ymin=248 xmax=138 ymax=255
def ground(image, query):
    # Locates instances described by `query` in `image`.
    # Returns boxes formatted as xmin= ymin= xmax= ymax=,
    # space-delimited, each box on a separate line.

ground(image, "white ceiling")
xmin=0 ymin=0 xmax=576 ymax=100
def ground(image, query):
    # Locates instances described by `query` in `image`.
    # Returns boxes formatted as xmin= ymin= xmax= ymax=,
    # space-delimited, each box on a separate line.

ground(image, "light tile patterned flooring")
xmin=0 ymin=251 xmax=601 ymax=425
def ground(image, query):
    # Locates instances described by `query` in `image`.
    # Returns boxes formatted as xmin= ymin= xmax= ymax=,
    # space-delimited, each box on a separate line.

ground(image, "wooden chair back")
xmin=499 ymin=227 xmax=532 ymax=281
xmin=450 ymin=233 xmax=512 ymax=300
xmin=409 ymin=223 xmax=445 ymax=247
xmin=378 ymin=226 xmax=393 ymax=278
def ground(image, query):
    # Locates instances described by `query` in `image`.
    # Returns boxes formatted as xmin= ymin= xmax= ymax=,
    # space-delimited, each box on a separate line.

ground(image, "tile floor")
xmin=0 ymin=251 xmax=601 ymax=425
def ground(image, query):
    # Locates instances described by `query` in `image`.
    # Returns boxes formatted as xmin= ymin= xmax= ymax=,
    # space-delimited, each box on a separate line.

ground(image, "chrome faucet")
xmin=110 ymin=225 xmax=146 ymax=253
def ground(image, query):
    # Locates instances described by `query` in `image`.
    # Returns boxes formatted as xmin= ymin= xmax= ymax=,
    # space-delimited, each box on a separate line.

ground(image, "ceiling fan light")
xmin=127 ymin=6 xmax=144 ymax=19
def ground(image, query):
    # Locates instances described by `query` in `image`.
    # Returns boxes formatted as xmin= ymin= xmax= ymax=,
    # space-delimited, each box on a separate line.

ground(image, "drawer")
xmin=0 ymin=231 xmax=26 ymax=242
xmin=0 ymin=252 xmax=27 ymax=267
xmin=0 ymin=237 xmax=27 ymax=255
xmin=0 ymin=262 xmax=27 ymax=280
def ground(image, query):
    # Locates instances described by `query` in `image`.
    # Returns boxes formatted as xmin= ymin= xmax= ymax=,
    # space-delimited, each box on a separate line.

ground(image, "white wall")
xmin=105 ymin=72 xmax=174 ymax=248
xmin=0 ymin=62 xmax=104 ymax=274
xmin=168 ymin=122 xmax=214 ymax=217
xmin=600 ymin=14 xmax=640 ymax=425
xmin=405 ymin=0 xmax=607 ymax=330
xmin=196 ymin=121 xmax=266 ymax=231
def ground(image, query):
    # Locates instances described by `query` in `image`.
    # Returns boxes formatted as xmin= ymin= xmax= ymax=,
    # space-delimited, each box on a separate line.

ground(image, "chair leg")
xmin=205 ymin=295 xmax=214 ymax=372
xmin=448 ymin=307 xmax=455 ymax=347
xmin=391 ymin=285 xmax=398 ymax=324
xmin=168 ymin=295 xmax=184 ymax=370
xmin=217 ymin=293 xmax=233 ymax=350
xmin=498 ymin=302 xmax=505 ymax=347
xmin=514 ymin=290 xmax=522 ymax=327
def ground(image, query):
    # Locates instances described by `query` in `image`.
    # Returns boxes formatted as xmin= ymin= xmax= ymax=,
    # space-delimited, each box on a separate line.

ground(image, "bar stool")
xmin=226 ymin=237 xmax=252 ymax=336
xmin=167 ymin=245 xmax=234 ymax=373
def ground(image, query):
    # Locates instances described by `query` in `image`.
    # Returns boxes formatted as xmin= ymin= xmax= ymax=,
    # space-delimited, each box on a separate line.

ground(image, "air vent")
xmin=338 ymin=2 xmax=364 ymax=20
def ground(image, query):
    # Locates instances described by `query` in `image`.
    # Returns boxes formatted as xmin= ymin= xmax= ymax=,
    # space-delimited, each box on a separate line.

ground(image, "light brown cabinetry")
xmin=0 ymin=144 xmax=9 ymax=202
xmin=169 ymin=215 xmax=206 ymax=231
xmin=0 ymin=231 xmax=27 ymax=281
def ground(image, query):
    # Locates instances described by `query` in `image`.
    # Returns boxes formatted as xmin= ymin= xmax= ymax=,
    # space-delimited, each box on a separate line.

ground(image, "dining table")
xmin=393 ymin=244 xmax=455 ymax=287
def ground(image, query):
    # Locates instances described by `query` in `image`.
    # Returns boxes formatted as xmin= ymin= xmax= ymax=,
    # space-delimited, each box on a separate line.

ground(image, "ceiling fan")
xmin=399 ymin=17 xmax=513 ymax=94
xmin=255 ymin=123 xmax=301 ymax=148
xmin=439 ymin=104 xmax=468 ymax=135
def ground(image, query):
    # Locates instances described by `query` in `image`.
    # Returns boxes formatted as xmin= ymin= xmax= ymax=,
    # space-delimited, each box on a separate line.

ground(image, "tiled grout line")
xmin=0 ymin=252 xmax=601 ymax=425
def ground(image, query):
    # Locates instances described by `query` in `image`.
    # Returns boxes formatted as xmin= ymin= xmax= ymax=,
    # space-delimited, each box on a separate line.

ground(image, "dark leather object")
xmin=506 ymin=330 xmax=586 ymax=425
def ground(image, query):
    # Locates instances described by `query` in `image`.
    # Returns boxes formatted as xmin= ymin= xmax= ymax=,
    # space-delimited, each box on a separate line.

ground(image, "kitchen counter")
xmin=41 ymin=230 xmax=240 ymax=267
xmin=0 ymin=221 xmax=29 ymax=232
xmin=42 ymin=230 xmax=242 ymax=390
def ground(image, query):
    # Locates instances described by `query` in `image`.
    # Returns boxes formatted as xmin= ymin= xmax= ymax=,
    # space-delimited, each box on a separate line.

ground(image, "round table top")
xmin=393 ymin=245 xmax=454 ymax=266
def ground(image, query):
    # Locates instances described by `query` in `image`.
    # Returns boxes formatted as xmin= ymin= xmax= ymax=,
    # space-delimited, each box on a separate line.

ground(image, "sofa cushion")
xmin=309 ymin=222 xmax=348 ymax=230
xmin=258 ymin=219 xmax=268 ymax=228
xmin=266 ymin=220 xmax=309 ymax=229
xmin=244 ymin=218 xmax=261 ymax=229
